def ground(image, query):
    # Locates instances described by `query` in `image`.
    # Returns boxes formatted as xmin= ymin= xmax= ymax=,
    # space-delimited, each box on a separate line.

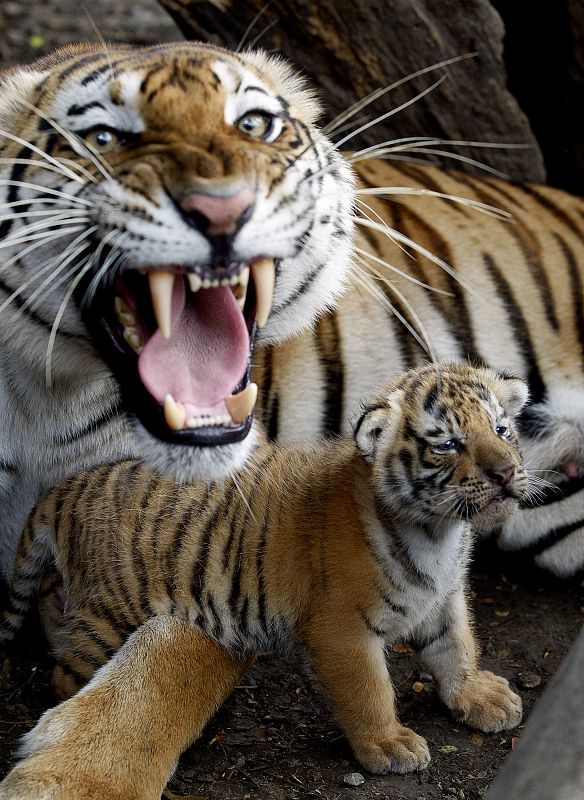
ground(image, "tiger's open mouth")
xmin=81 ymin=257 xmax=275 ymax=447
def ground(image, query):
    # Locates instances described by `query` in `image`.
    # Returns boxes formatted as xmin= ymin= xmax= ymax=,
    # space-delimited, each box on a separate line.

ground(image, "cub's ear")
xmin=494 ymin=374 xmax=530 ymax=417
xmin=352 ymin=390 xmax=403 ymax=464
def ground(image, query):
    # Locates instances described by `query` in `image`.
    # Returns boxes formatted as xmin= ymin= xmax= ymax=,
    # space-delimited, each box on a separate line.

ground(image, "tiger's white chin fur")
xmin=130 ymin=420 xmax=260 ymax=484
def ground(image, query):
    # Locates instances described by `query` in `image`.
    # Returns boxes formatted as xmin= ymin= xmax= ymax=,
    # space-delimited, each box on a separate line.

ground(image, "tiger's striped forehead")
xmin=43 ymin=45 xmax=312 ymax=137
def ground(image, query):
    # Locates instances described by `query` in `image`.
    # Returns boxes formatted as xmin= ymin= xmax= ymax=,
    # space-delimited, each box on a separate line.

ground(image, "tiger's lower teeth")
xmin=186 ymin=415 xmax=232 ymax=428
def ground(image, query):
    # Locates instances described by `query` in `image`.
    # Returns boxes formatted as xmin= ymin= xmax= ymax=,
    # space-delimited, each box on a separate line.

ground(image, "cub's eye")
xmin=84 ymin=129 xmax=123 ymax=153
xmin=434 ymin=439 xmax=459 ymax=453
xmin=496 ymin=425 xmax=510 ymax=438
xmin=236 ymin=111 xmax=278 ymax=141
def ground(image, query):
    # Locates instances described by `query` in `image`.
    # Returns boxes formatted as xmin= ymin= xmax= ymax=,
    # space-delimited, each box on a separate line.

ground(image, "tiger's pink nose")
xmin=180 ymin=190 xmax=255 ymax=237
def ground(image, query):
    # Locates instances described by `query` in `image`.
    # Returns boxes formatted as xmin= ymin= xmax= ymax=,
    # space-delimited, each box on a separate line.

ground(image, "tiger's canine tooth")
xmin=225 ymin=382 xmax=258 ymax=424
xmin=148 ymin=271 xmax=174 ymax=339
xmin=188 ymin=273 xmax=202 ymax=293
xmin=164 ymin=394 xmax=186 ymax=430
xmin=251 ymin=258 xmax=275 ymax=328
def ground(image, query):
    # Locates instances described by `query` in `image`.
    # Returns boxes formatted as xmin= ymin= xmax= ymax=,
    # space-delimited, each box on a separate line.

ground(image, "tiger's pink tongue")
xmin=138 ymin=277 xmax=249 ymax=416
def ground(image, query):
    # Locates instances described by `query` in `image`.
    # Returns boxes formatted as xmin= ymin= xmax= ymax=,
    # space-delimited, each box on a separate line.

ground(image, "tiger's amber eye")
xmin=85 ymin=129 xmax=120 ymax=153
xmin=236 ymin=111 xmax=274 ymax=140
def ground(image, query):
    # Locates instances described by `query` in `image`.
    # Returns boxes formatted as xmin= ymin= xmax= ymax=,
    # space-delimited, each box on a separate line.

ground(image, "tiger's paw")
xmin=447 ymin=669 xmax=522 ymax=733
xmin=0 ymin=699 xmax=146 ymax=800
xmin=0 ymin=763 xmax=126 ymax=800
xmin=351 ymin=724 xmax=431 ymax=774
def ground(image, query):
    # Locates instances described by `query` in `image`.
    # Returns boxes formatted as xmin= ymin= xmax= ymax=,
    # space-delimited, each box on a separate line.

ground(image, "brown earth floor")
xmin=1 ymin=3 xmax=583 ymax=798
xmin=1 ymin=542 xmax=583 ymax=800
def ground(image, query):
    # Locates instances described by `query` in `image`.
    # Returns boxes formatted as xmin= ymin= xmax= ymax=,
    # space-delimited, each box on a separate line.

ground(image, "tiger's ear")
xmin=0 ymin=69 xmax=47 ymax=129
xmin=494 ymin=374 xmax=530 ymax=418
xmin=352 ymin=390 xmax=403 ymax=464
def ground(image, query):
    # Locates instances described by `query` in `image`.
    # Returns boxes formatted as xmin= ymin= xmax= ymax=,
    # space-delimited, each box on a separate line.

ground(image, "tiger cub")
xmin=1 ymin=362 xmax=527 ymax=775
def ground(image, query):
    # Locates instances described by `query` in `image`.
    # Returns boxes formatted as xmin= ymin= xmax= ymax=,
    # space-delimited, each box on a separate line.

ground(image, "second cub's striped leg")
xmin=412 ymin=588 xmax=522 ymax=732
xmin=303 ymin=617 xmax=430 ymax=774
xmin=0 ymin=617 xmax=252 ymax=800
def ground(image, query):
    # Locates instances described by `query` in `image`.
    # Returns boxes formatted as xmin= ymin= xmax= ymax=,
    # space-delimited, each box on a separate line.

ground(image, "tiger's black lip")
xmin=76 ymin=266 xmax=257 ymax=448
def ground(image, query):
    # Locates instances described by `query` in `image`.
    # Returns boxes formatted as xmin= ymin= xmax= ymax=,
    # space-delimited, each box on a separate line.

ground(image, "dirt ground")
xmin=1 ymin=543 xmax=582 ymax=800
xmin=1 ymin=2 xmax=583 ymax=798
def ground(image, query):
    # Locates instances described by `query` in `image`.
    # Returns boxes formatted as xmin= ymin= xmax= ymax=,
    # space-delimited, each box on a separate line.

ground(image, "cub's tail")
xmin=0 ymin=506 xmax=55 ymax=644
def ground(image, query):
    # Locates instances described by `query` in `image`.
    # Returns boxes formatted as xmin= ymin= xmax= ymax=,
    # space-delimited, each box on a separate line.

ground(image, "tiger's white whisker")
xmin=0 ymin=213 xmax=90 ymax=246
xmin=0 ymin=158 xmax=88 ymax=182
xmin=21 ymin=100 xmax=113 ymax=182
xmin=236 ymin=0 xmax=274 ymax=52
xmin=354 ymin=245 xmax=454 ymax=296
xmin=45 ymin=255 xmax=97 ymax=389
xmin=356 ymin=186 xmax=510 ymax=220
xmin=352 ymin=261 xmax=433 ymax=357
xmin=0 ymin=226 xmax=87 ymax=277
xmin=0 ymin=129 xmax=83 ymax=184
xmin=323 ymin=53 xmax=477 ymax=136
xmin=22 ymin=236 xmax=97 ymax=315
xmin=355 ymin=198 xmax=416 ymax=260
xmin=81 ymin=230 xmax=129 ymax=308
xmin=0 ymin=225 xmax=86 ymax=251
xmin=0 ymin=231 xmax=96 ymax=313
xmin=401 ymin=148 xmax=510 ymax=179
xmin=0 ymin=209 xmax=90 ymax=224
xmin=0 ymin=179 xmax=92 ymax=206
xmin=355 ymin=215 xmax=478 ymax=297
xmin=330 ymin=75 xmax=448 ymax=153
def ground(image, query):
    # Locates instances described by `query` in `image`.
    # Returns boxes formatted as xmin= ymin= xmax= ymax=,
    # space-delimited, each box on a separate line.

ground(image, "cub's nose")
xmin=485 ymin=464 xmax=515 ymax=487
xmin=180 ymin=190 xmax=255 ymax=237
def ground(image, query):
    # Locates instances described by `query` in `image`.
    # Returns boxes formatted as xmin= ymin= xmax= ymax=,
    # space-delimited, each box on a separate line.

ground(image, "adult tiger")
xmin=0 ymin=40 xmax=582 ymax=800
xmin=0 ymin=41 xmax=354 ymax=583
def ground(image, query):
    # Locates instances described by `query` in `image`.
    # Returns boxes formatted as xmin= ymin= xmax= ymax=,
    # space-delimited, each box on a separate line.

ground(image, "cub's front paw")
xmin=448 ymin=669 xmax=522 ymax=732
xmin=352 ymin=724 xmax=431 ymax=774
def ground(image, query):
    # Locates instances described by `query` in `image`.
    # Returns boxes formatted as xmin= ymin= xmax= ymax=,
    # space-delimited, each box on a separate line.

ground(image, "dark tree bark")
xmin=158 ymin=0 xmax=546 ymax=183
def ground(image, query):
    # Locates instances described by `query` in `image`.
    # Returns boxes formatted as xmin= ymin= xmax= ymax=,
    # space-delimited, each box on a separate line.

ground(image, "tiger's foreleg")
xmin=303 ymin=614 xmax=430 ymax=775
xmin=412 ymin=588 xmax=522 ymax=732
xmin=0 ymin=616 xmax=252 ymax=800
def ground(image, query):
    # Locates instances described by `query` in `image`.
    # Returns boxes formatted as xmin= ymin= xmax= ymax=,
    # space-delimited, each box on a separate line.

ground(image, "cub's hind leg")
xmin=302 ymin=612 xmax=430 ymax=775
xmin=412 ymin=587 xmax=522 ymax=732
xmin=0 ymin=616 xmax=252 ymax=800
xmin=50 ymin=608 xmax=127 ymax=700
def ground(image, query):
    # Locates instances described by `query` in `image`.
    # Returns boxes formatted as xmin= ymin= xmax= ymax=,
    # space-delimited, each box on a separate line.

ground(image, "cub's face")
xmin=355 ymin=363 xmax=530 ymax=529
xmin=0 ymin=43 xmax=354 ymax=480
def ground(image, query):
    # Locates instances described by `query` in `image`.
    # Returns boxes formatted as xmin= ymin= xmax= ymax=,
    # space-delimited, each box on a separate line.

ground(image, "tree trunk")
xmin=158 ymin=0 xmax=546 ymax=183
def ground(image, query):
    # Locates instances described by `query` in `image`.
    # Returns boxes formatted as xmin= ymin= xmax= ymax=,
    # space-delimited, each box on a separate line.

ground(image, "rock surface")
xmin=159 ymin=0 xmax=546 ymax=183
